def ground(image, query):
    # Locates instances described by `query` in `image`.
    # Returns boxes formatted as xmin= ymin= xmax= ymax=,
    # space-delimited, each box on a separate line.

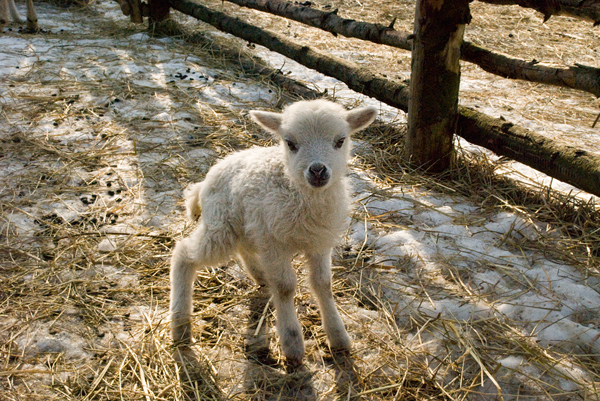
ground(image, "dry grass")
xmin=2 ymin=0 xmax=600 ymax=400
xmin=344 ymin=122 xmax=600 ymax=399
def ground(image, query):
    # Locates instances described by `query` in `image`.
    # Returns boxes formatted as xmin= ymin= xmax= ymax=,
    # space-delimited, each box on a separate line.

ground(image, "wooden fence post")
xmin=148 ymin=0 xmax=171 ymax=24
xmin=405 ymin=0 xmax=471 ymax=172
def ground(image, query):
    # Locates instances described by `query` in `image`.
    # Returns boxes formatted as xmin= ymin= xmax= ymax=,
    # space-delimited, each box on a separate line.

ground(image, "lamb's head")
xmin=250 ymin=100 xmax=377 ymax=189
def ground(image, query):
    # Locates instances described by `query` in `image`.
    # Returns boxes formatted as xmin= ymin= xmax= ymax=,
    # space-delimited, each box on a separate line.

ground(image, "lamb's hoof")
xmin=284 ymin=356 xmax=304 ymax=372
xmin=173 ymin=344 xmax=197 ymax=365
xmin=329 ymin=335 xmax=351 ymax=353
xmin=281 ymin=328 xmax=305 ymax=368
xmin=20 ymin=27 xmax=42 ymax=34
xmin=19 ymin=22 xmax=46 ymax=34
xmin=172 ymin=321 xmax=193 ymax=346
xmin=329 ymin=346 xmax=351 ymax=360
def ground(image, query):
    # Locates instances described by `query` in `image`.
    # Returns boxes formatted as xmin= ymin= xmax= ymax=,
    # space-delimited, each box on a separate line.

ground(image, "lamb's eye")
xmin=286 ymin=139 xmax=298 ymax=152
xmin=334 ymin=137 xmax=346 ymax=149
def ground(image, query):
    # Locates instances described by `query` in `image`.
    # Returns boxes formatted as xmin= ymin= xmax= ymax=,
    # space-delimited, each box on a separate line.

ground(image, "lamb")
xmin=0 ymin=0 xmax=38 ymax=33
xmin=170 ymin=99 xmax=377 ymax=366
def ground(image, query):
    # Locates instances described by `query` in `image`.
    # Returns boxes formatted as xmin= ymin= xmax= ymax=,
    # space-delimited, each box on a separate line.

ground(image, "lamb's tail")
xmin=184 ymin=182 xmax=203 ymax=221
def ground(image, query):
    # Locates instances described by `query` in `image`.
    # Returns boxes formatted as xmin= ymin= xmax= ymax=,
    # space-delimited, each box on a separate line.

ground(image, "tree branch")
xmin=458 ymin=107 xmax=600 ymax=197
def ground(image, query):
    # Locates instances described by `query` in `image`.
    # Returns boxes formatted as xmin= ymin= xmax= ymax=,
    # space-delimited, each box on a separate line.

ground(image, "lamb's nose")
xmin=309 ymin=163 xmax=327 ymax=179
xmin=308 ymin=163 xmax=329 ymax=187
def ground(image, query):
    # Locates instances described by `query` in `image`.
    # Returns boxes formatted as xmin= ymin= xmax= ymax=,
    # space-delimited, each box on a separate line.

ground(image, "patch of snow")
xmin=98 ymin=238 xmax=118 ymax=252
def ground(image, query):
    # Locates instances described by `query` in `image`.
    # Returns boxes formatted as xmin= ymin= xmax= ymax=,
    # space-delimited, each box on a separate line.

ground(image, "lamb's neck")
xmin=297 ymin=179 xmax=349 ymax=210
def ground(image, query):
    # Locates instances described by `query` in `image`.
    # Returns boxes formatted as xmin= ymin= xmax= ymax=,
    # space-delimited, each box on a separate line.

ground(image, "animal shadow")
xmin=325 ymin=349 xmax=364 ymax=400
xmin=173 ymin=345 xmax=225 ymax=400
xmin=243 ymin=287 xmax=317 ymax=400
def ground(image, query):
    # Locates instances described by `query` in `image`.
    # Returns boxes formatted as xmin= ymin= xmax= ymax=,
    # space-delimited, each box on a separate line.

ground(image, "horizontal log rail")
xmin=221 ymin=0 xmax=600 ymax=97
xmin=478 ymin=0 xmax=600 ymax=24
xmin=224 ymin=0 xmax=413 ymax=47
xmin=461 ymin=43 xmax=600 ymax=98
xmin=169 ymin=0 xmax=600 ymax=197
xmin=458 ymin=108 xmax=600 ymax=197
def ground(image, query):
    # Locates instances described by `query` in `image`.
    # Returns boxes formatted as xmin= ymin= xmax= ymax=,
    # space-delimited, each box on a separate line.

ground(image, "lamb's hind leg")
xmin=238 ymin=250 xmax=272 ymax=359
xmin=6 ymin=0 xmax=22 ymax=23
xmin=307 ymin=250 xmax=351 ymax=351
xmin=170 ymin=225 xmax=233 ymax=344
xmin=239 ymin=249 xmax=267 ymax=287
xmin=261 ymin=250 xmax=304 ymax=366
xmin=170 ymin=237 xmax=199 ymax=344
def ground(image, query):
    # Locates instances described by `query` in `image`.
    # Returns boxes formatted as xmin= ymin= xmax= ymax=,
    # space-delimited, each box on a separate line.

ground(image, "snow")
xmin=2 ymin=0 xmax=599 ymax=398
xmin=98 ymin=238 xmax=118 ymax=252
xmin=347 ymin=178 xmax=600 ymax=391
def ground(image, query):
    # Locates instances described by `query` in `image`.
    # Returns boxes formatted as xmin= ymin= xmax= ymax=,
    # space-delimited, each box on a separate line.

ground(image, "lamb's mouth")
xmin=307 ymin=176 xmax=329 ymax=188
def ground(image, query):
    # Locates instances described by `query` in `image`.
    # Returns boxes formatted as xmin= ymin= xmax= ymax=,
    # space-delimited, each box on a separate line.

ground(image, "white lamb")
xmin=170 ymin=99 xmax=377 ymax=366
xmin=0 ymin=0 xmax=38 ymax=32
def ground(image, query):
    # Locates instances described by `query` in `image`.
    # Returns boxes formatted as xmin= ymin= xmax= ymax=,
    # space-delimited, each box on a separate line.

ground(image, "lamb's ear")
xmin=250 ymin=110 xmax=283 ymax=134
xmin=346 ymin=106 xmax=377 ymax=132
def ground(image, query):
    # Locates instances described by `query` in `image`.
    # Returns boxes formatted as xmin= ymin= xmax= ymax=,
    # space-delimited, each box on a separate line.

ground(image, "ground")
xmin=1 ymin=0 xmax=600 ymax=400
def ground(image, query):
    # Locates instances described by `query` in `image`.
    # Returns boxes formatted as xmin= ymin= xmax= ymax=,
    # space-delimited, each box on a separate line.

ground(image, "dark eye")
xmin=286 ymin=139 xmax=298 ymax=152
xmin=334 ymin=137 xmax=346 ymax=149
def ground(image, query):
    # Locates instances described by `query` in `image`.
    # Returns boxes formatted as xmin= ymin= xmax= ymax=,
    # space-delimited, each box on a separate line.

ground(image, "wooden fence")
xmin=130 ymin=0 xmax=600 ymax=196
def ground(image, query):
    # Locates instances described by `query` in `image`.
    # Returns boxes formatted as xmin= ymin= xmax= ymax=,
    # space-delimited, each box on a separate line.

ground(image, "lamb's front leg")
xmin=307 ymin=250 xmax=351 ymax=351
xmin=262 ymin=251 xmax=304 ymax=366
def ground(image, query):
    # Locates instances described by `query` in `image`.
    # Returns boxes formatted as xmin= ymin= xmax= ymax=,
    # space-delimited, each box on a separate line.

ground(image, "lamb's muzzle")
xmin=307 ymin=162 xmax=330 ymax=188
